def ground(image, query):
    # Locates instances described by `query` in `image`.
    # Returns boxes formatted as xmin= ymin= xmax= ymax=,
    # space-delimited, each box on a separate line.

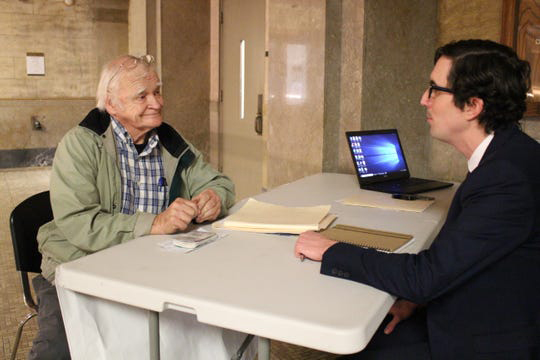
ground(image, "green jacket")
xmin=38 ymin=108 xmax=235 ymax=282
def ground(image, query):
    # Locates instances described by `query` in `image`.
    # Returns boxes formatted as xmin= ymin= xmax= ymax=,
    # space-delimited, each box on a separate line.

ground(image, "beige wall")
xmin=0 ymin=0 xmax=218 ymax=168
xmin=129 ymin=0 xmax=149 ymax=57
xmin=5 ymin=0 xmax=539 ymax=181
xmin=0 ymin=0 xmax=128 ymax=167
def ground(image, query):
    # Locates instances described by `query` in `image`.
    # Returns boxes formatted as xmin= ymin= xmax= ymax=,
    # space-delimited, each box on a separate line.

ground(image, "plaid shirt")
xmin=111 ymin=117 xmax=168 ymax=215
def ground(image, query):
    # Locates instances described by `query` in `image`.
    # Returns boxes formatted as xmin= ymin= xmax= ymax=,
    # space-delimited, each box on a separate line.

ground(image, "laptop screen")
xmin=346 ymin=129 xmax=410 ymax=184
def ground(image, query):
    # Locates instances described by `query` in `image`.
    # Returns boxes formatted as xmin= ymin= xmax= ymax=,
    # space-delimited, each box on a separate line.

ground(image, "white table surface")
xmin=55 ymin=173 xmax=456 ymax=355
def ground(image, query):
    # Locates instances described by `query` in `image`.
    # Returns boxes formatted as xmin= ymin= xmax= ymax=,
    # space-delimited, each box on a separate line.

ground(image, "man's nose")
xmin=148 ymin=94 xmax=163 ymax=108
xmin=420 ymin=89 xmax=430 ymax=107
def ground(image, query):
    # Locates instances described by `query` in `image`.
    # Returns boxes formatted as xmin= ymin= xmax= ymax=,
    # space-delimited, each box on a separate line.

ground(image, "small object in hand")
xmin=392 ymin=194 xmax=435 ymax=201
xmin=300 ymin=254 xmax=305 ymax=262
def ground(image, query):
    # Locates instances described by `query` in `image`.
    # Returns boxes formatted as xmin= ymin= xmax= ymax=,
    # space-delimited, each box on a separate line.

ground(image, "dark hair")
xmin=434 ymin=39 xmax=530 ymax=132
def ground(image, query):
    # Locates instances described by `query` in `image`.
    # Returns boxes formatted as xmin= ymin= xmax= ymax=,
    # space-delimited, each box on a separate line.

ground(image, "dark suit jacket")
xmin=322 ymin=124 xmax=540 ymax=359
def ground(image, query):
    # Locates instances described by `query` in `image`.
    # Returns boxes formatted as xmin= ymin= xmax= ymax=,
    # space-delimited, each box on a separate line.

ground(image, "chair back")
xmin=10 ymin=191 xmax=52 ymax=274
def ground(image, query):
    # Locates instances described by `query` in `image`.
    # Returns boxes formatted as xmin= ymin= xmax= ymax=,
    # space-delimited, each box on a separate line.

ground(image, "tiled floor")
xmin=0 ymin=166 xmax=339 ymax=360
xmin=1 ymin=167 xmax=51 ymax=360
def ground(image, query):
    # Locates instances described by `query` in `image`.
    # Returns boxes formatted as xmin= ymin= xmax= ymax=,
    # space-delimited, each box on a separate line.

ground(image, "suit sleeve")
xmin=321 ymin=159 xmax=536 ymax=304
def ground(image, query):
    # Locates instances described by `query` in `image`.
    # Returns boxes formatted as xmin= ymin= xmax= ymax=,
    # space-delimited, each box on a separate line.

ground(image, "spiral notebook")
xmin=321 ymin=224 xmax=413 ymax=252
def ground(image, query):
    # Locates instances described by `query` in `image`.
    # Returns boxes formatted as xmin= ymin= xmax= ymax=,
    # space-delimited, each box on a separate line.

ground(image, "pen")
xmin=158 ymin=177 xmax=167 ymax=187
xmin=300 ymin=254 xmax=305 ymax=262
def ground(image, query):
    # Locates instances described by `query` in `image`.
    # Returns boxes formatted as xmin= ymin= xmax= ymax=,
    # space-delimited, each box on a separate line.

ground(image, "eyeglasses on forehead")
xmin=107 ymin=55 xmax=156 ymax=92
xmin=117 ymin=54 xmax=155 ymax=72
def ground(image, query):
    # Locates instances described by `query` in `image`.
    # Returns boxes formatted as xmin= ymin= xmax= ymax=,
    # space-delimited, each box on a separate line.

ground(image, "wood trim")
xmin=501 ymin=0 xmax=540 ymax=118
xmin=501 ymin=0 xmax=518 ymax=47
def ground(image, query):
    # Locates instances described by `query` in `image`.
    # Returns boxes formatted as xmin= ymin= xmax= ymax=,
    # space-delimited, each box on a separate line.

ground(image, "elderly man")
xmin=296 ymin=39 xmax=540 ymax=359
xmin=30 ymin=55 xmax=235 ymax=359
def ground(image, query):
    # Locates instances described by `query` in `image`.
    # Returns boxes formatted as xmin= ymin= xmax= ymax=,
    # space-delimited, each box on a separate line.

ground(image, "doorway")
xmin=219 ymin=0 xmax=266 ymax=201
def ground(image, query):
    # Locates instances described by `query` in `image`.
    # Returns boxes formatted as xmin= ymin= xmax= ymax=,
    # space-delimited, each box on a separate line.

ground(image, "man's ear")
xmin=105 ymin=97 xmax=116 ymax=116
xmin=465 ymin=97 xmax=484 ymax=120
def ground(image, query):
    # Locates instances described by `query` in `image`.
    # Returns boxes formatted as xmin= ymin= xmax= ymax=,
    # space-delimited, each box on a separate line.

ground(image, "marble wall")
xmin=436 ymin=0 xmax=540 ymax=182
xmin=266 ymin=0 xmax=366 ymax=189
xmin=431 ymin=0 xmax=504 ymax=181
xmin=322 ymin=0 xmax=364 ymax=174
xmin=266 ymin=0 xmax=327 ymax=189
xmin=361 ymin=0 xmax=437 ymax=179
xmin=439 ymin=0 xmax=503 ymax=45
xmin=161 ymin=0 xmax=211 ymax=155
xmin=6 ymin=0 xmax=539 ymax=182
xmin=0 ymin=0 xmax=128 ymax=168
xmin=266 ymin=0 xmax=540 ymax=187
xmin=265 ymin=0 xmax=437 ymax=189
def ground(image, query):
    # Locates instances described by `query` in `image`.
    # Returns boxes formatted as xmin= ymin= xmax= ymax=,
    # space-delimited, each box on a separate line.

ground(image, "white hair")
xmin=96 ymin=55 xmax=156 ymax=111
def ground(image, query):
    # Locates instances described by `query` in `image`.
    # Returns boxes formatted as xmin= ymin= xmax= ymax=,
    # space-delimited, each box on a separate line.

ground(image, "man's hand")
xmin=192 ymin=189 xmax=221 ymax=223
xmin=294 ymin=231 xmax=337 ymax=261
xmin=384 ymin=299 xmax=419 ymax=335
xmin=150 ymin=198 xmax=198 ymax=234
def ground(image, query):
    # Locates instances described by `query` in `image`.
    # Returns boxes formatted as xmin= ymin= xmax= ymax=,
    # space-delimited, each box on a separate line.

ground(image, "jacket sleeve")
xmin=321 ymin=159 xmax=536 ymax=304
xmin=48 ymin=127 xmax=155 ymax=254
xmin=181 ymin=144 xmax=235 ymax=216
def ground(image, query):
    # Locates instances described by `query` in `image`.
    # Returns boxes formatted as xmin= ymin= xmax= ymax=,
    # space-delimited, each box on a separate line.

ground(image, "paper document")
xmin=215 ymin=198 xmax=335 ymax=234
xmin=341 ymin=191 xmax=434 ymax=212
xmin=157 ymin=230 xmax=223 ymax=253
xmin=171 ymin=230 xmax=217 ymax=249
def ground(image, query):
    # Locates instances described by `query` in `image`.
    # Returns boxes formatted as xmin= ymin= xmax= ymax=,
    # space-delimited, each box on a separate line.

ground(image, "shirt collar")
xmin=110 ymin=116 xmax=131 ymax=144
xmin=467 ymin=133 xmax=494 ymax=173
xmin=110 ymin=116 xmax=160 ymax=155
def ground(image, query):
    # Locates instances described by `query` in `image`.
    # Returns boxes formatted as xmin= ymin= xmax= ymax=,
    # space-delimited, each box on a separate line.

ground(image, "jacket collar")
xmin=478 ymin=123 xmax=520 ymax=168
xmin=79 ymin=108 xmax=190 ymax=158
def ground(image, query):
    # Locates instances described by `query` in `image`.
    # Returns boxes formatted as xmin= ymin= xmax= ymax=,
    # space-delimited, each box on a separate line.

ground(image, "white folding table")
xmin=55 ymin=173 xmax=456 ymax=359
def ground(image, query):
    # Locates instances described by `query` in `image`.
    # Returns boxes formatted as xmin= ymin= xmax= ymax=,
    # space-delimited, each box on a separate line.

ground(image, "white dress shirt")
xmin=468 ymin=133 xmax=494 ymax=173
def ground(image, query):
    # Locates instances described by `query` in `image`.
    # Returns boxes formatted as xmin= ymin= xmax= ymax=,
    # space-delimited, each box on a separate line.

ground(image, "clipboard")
xmin=321 ymin=224 xmax=413 ymax=252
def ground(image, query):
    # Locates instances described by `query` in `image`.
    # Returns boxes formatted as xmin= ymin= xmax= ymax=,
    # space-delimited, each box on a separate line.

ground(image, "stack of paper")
xmin=172 ymin=230 xmax=217 ymax=249
xmin=215 ymin=198 xmax=336 ymax=234
xmin=341 ymin=191 xmax=434 ymax=212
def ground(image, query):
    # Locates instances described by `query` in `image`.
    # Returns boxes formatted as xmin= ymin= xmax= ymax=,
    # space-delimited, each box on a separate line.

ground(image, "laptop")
xmin=346 ymin=129 xmax=453 ymax=194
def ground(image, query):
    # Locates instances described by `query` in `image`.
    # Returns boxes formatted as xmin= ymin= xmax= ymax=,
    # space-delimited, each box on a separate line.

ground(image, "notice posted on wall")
xmin=26 ymin=52 xmax=45 ymax=76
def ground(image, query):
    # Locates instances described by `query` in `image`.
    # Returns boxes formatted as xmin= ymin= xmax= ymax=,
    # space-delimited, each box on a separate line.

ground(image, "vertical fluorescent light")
xmin=240 ymin=39 xmax=245 ymax=119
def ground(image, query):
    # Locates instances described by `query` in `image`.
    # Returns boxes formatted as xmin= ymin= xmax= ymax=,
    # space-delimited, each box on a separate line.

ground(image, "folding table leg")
xmin=231 ymin=334 xmax=255 ymax=360
xmin=258 ymin=337 xmax=270 ymax=360
xmin=149 ymin=311 xmax=160 ymax=360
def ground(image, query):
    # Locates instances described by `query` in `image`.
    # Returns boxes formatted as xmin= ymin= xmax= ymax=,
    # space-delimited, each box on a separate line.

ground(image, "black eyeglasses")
xmin=428 ymin=84 xmax=453 ymax=98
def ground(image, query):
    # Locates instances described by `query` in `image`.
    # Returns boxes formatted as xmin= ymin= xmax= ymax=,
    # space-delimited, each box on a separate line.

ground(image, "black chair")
xmin=10 ymin=191 xmax=52 ymax=360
